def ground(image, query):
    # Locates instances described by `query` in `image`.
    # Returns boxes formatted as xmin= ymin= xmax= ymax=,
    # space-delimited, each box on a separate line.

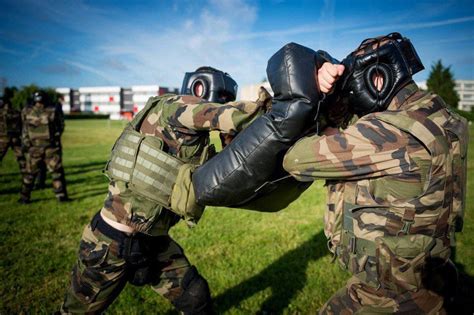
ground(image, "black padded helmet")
xmin=337 ymin=32 xmax=424 ymax=116
xmin=181 ymin=66 xmax=238 ymax=103
xmin=33 ymin=91 xmax=49 ymax=104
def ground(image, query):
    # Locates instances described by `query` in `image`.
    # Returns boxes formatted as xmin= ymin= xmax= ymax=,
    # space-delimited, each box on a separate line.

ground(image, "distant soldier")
xmin=0 ymin=96 xmax=26 ymax=176
xmin=61 ymin=67 xmax=272 ymax=314
xmin=19 ymin=90 xmax=69 ymax=203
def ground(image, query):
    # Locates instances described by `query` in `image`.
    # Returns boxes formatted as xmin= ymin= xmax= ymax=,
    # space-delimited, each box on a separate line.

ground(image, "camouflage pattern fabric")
xmin=320 ymin=276 xmax=445 ymax=314
xmin=101 ymin=91 xmax=268 ymax=234
xmin=20 ymin=103 xmax=67 ymax=201
xmin=0 ymin=104 xmax=26 ymax=174
xmin=283 ymin=83 xmax=468 ymax=314
xmin=62 ymin=91 xmax=269 ymax=313
xmin=0 ymin=135 xmax=26 ymax=174
xmin=61 ymin=223 xmax=191 ymax=314
xmin=20 ymin=146 xmax=68 ymax=200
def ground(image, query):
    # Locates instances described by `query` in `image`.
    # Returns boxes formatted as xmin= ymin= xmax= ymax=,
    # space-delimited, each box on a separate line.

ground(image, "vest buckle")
xmin=397 ymin=220 xmax=413 ymax=236
xmin=349 ymin=236 xmax=356 ymax=254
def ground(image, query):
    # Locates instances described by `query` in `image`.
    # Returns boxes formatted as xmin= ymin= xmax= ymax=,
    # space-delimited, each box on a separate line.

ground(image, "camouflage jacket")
xmin=283 ymin=83 xmax=468 ymax=290
xmin=0 ymin=103 xmax=22 ymax=137
xmin=101 ymin=89 xmax=271 ymax=235
xmin=21 ymin=103 xmax=65 ymax=148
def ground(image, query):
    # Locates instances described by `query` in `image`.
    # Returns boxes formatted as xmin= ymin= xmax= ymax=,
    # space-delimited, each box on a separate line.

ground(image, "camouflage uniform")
xmin=20 ymin=101 xmax=68 ymax=202
xmin=62 ymin=91 xmax=269 ymax=314
xmin=283 ymin=83 xmax=468 ymax=314
xmin=0 ymin=102 xmax=26 ymax=174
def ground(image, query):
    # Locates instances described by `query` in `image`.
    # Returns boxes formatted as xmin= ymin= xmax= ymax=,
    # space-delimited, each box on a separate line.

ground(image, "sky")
xmin=1 ymin=0 xmax=473 ymax=90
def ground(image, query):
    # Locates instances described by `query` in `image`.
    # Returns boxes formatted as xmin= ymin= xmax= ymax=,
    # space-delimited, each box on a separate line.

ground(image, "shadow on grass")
xmin=212 ymin=230 xmax=328 ymax=314
xmin=70 ymin=189 xmax=107 ymax=201
xmin=0 ymin=171 xmax=21 ymax=184
xmin=65 ymin=160 xmax=106 ymax=176
xmin=0 ymin=184 xmax=22 ymax=195
xmin=448 ymin=248 xmax=474 ymax=315
xmin=66 ymin=173 xmax=107 ymax=186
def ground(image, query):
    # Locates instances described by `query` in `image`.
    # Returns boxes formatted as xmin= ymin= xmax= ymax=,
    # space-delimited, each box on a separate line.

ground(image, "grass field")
xmin=1 ymin=120 xmax=473 ymax=314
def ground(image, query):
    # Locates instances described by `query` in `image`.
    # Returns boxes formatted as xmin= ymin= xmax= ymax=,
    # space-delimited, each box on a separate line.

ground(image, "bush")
xmin=453 ymin=109 xmax=474 ymax=122
xmin=65 ymin=113 xmax=110 ymax=120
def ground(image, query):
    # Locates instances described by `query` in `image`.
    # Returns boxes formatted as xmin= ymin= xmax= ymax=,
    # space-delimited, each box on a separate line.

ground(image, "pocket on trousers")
xmin=73 ymin=229 xmax=112 ymax=304
xmin=79 ymin=239 xmax=109 ymax=268
xmin=376 ymin=234 xmax=435 ymax=292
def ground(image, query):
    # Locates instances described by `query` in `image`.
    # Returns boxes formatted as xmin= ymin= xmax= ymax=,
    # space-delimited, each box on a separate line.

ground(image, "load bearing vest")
xmin=26 ymin=107 xmax=55 ymax=142
xmin=105 ymin=127 xmax=184 ymax=209
xmin=328 ymin=94 xmax=468 ymax=291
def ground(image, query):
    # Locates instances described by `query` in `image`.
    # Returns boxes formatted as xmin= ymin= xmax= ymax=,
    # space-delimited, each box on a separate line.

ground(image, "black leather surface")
xmin=192 ymin=43 xmax=323 ymax=206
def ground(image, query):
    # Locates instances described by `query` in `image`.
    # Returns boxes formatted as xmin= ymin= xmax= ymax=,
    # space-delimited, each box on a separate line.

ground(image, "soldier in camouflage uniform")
xmin=283 ymin=33 xmax=468 ymax=314
xmin=19 ymin=90 xmax=68 ymax=203
xmin=0 ymin=96 xmax=27 ymax=176
xmin=61 ymin=67 xmax=272 ymax=314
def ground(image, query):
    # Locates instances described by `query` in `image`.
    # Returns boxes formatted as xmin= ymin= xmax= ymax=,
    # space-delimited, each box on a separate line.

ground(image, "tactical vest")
xmin=104 ymin=96 xmax=212 ymax=225
xmin=325 ymin=93 xmax=468 ymax=293
xmin=25 ymin=106 xmax=56 ymax=146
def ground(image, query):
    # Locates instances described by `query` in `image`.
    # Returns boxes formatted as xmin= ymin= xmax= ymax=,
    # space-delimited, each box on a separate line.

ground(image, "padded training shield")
xmin=192 ymin=43 xmax=323 ymax=206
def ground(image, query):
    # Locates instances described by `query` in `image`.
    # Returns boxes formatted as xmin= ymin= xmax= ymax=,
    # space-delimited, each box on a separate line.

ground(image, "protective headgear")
xmin=181 ymin=66 xmax=238 ymax=104
xmin=33 ymin=91 xmax=48 ymax=104
xmin=338 ymin=32 xmax=424 ymax=116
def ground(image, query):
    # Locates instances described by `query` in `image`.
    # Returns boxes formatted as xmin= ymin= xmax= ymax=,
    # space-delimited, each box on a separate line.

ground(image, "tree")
xmin=2 ymin=86 xmax=18 ymax=102
xmin=426 ymin=60 xmax=459 ymax=108
xmin=10 ymin=85 xmax=60 ymax=110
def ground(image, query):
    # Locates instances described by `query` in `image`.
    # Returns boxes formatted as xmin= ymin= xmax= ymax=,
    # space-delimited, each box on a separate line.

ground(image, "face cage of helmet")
xmin=191 ymin=79 xmax=235 ymax=104
xmin=190 ymin=79 xmax=236 ymax=148
xmin=33 ymin=92 xmax=48 ymax=106
xmin=344 ymin=32 xmax=419 ymax=114
xmin=359 ymin=35 xmax=388 ymax=95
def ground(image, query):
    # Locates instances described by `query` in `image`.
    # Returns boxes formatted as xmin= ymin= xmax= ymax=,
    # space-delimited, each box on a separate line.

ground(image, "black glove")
xmin=192 ymin=43 xmax=331 ymax=207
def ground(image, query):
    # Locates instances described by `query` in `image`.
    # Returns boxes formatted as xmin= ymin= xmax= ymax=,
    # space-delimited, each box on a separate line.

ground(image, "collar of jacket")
xmin=386 ymin=82 xmax=419 ymax=111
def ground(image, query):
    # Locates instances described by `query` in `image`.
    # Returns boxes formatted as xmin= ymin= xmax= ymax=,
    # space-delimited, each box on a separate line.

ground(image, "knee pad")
xmin=172 ymin=266 xmax=212 ymax=315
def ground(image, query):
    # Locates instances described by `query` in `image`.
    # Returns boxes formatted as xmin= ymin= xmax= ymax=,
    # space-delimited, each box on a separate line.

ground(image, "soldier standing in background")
xmin=61 ymin=67 xmax=272 ymax=314
xmin=19 ymin=90 xmax=69 ymax=203
xmin=0 ymin=95 xmax=27 ymax=177
xmin=283 ymin=33 xmax=468 ymax=314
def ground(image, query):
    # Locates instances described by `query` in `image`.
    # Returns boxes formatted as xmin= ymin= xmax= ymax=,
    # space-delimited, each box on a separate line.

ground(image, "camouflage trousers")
xmin=20 ymin=146 xmax=67 ymax=201
xmin=319 ymin=275 xmax=445 ymax=314
xmin=0 ymin=135 xmax=26 ymax=174
xmin=61 ymin=220 xmax=197 ymax=314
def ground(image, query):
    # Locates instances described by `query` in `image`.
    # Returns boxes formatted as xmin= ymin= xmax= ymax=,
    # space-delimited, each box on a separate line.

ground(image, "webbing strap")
xmin=341 ymin=231 xmax=376 ymax=257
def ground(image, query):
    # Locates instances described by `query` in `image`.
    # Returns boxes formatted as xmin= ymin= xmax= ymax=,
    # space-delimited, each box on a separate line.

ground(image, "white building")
xmin=131 ymin=85 xmax=160 ymax=113
xmin=455 ymin=80 xmax=474 ymax=112
xmin=78 ymin=86 xmax=122 ymax=119
xmin=55 ymin=88 xmax=72 ymax=113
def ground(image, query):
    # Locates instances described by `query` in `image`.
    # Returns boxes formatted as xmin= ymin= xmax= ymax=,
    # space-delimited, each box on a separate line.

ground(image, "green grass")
xmin=0 ymin=120 xmax=473 ymax=314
